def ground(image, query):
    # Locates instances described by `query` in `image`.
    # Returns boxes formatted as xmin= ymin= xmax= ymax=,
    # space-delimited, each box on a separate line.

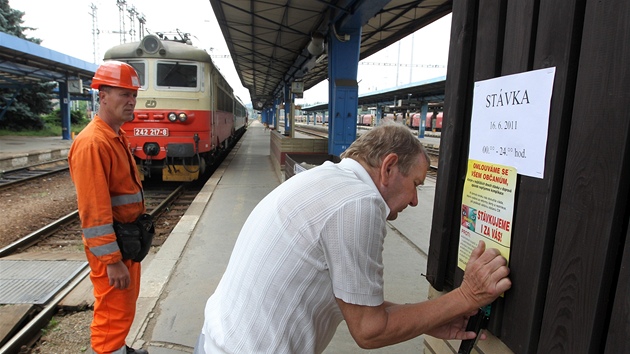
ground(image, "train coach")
xmin=358 ymin=114 xmax=374 ymax=126
xmin=102 ymin=33 xmax=247 ymax=182
xmin=410 ymin=111 xmax=443 ymax=132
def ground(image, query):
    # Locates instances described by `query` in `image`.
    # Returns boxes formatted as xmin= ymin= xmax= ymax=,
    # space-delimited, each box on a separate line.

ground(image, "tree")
xmin=0 ymin=0 xmax=55 ymax=131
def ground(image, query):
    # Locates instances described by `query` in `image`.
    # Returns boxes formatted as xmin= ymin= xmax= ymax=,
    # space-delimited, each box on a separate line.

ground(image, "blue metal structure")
xmin=327 ymin=24 xmax=361 ymax=156
xmin=0 ymin=32 xmax=98 ymax=139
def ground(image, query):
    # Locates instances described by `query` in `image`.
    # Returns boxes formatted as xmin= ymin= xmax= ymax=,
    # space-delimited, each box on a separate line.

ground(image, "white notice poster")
xmin=468 ymin=67 xmax=556 ymax=178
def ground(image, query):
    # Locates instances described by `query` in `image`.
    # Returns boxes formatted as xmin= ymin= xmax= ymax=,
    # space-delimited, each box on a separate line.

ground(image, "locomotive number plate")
xmin=134 ymin=128 xmax=169 ymax=136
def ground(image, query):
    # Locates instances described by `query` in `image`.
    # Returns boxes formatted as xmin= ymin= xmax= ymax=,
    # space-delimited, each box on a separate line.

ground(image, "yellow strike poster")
xmin=458 ymin=159 xmax=517 ymax=271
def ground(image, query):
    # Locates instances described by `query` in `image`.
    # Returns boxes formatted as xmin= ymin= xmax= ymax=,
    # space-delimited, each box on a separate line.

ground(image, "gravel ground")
xmin=0 ymin=171 xmax=77 ymax=249
xmin=0 ymin=171 xmax=93 ymax=354
xmin=33 ymin=310 xmax=93 ymax=354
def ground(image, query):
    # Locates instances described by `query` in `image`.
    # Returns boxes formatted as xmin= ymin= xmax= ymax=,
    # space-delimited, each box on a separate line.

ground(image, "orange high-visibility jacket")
xmin=68 ymin=115 xmax=145 ymax=265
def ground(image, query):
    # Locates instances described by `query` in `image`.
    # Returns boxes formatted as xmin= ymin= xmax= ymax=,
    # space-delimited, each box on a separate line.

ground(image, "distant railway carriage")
xmin=358 ymin=114 xmax=373 ymax=126
xmin=358 ymin=113 xmax=407 ymax=126
xmin=103 ymin=34 xmax=247 ymax=182
xmin=383 ymin=113 xmax=403 ymax=122
xmin=410 ymin=111 xmax=443 ymax=131
xmin=316 ymin=115 xmax=328 ymax=124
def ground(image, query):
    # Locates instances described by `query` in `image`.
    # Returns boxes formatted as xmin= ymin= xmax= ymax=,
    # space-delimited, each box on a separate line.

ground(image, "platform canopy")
xmin=209 ymin=0 xmax=452 ymax=109
xmin=0 ymin=32 xmax=98 ymax=90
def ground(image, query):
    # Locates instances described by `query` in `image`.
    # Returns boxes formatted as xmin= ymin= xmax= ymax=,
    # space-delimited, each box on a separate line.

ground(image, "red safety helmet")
xmin=91 ymin=60 xmax=141 ymax=90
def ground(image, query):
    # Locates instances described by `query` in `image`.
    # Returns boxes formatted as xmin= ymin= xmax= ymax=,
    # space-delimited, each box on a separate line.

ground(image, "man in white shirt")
xmin=194 ymin=123 xmax=511 ymax=353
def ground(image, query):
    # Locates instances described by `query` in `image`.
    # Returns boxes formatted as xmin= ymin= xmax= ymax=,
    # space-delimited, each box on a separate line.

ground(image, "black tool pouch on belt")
xmin=135 ymin=214 xmax=155 ymax=262
xmin=114 ymin=214 xmax=155 ymax=262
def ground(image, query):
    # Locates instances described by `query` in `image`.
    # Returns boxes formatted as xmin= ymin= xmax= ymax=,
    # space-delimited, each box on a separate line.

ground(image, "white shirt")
xmin=199 ymin=158 xmax=390 ymax=354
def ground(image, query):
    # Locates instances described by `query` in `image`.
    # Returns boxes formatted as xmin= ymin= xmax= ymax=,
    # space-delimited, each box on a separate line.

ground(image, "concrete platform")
xmin=0 ymin=136 xmax=72 ymax=170
xmin=129 ymin=120 xmax=436 ymax=353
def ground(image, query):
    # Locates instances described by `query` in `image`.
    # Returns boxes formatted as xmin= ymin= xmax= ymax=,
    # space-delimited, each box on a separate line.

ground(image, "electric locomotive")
xmin=102 ymin=33 xmax=247 ymax=181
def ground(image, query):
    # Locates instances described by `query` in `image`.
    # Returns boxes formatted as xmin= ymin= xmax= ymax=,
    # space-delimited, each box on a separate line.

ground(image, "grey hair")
xmin=340 ymin=121 xmax=430 ymax=175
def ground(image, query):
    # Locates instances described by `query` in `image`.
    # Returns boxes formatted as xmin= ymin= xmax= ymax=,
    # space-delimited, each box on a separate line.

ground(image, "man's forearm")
xmin=338 ymin=289 xmax=477 ymax=349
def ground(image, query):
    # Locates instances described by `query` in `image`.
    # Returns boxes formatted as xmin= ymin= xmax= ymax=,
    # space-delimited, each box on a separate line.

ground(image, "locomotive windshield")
xmin=157 ymin=61 xmax=198 ymax=88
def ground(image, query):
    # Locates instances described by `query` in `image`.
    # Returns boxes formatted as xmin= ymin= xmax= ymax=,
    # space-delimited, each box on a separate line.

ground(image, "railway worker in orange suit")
xmin=68 ymin=61 xmax=150 ymax=354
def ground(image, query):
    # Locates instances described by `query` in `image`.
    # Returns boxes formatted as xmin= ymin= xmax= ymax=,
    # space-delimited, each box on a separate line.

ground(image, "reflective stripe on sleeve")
xmin=89 ymin=240 xmax=120 ymax=256
xmin=83 ymin=224 xmax=115 ymax=239
xmin=111 ymin=191 xmax=143 ymax=206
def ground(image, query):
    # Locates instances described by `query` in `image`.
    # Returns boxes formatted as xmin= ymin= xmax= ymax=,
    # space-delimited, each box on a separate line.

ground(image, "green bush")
xmin=0 ymin=101 xmax=45 ymax=131
xmin=43 ymin=109 xmax=90 ymax=126
xmin=0 ymin=109 xmax=91 ymax=137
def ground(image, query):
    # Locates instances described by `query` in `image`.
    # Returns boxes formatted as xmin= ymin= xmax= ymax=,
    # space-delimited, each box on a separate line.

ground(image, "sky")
xmin=13 ymin=0 xmax=451 ymax=106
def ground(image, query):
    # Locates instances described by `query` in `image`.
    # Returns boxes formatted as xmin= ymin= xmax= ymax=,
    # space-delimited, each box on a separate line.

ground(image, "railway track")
xmin=294 ymin=125 xmax=328 ymax=139
xmin=0 ymin=183 xmax=190 ymax=258
xmin=0 ymin=182 xmax=200 ymax=354
xmin=0 ymin=159 xmax=69 ymax=191
xmin=426 ymin=165 xmax=438 ymax=182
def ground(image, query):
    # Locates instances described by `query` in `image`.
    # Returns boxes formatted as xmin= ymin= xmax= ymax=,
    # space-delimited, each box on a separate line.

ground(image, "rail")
xmin=0 ymin=159 xmax=69 ymax=190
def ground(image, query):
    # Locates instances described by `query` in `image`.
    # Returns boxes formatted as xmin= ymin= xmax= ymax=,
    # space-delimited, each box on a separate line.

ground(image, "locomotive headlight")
xmin=177 ymin=112 xmax=188 ymax=122
xmin=167 ymin=112 xmax=177 ymax=122
xmin=142 ymin=36 xmax=160 ymax=54
xmin=143 ymin=142 xmax=160 ymax=156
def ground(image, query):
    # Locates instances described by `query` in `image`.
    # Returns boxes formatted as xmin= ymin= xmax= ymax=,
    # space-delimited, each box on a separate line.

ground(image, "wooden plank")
xmin=450 ymin=0 xmax=506 ymax=288
xmin=501 ymin=0 xmax=536 ymax=73
xmin=472 ymin=0 xmax=507 ymax=81
xmin=57 ymin=276 xmax=95 ymax=311
xmin=0 ymin=304 xmax=35 ymax=347
xmin=454 ymin=0 xmax=509 ymax=337
xmin=451 ymin=0 xmax=508 ymax=287
xmin=604 ymin=226 xmax=630 ymax=353
xmin=4 ymin=251 xmax=85 ymax=261
xmin=427 ymin=0 xmax=478 ymax=291
xmin=499 ymin=0 xmax=585 ymax=351
xmin=538 ymin=0 xmax=630 ymax=351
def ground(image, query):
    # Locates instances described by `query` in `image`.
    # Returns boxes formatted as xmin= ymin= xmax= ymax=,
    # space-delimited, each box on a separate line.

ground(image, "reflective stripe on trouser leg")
xmin=85 ymin=248 xmax=141 ymax=354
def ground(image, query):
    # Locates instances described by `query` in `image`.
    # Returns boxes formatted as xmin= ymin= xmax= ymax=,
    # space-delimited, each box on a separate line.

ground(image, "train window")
xmin=217 ymin=88 xmax=234 ymax=113
xmin=156 ymin=61 xmax=198 ymax=88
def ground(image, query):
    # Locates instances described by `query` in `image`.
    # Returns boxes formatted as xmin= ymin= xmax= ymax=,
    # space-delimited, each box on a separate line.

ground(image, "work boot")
xmin=126 ymin=346 xmax=148 ymax=354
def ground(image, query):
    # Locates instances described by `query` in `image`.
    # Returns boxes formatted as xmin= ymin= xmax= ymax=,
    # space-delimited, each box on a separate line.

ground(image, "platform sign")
xmin=469 ymin=67 xmax=556 ymax=178
xmin=458 ymin=160 xmax=517 ymax=271
xmin=291 ymin=81 xmax=304 ymax=94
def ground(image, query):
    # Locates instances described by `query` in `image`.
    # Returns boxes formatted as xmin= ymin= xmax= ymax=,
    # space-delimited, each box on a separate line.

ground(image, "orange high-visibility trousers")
xmin=85 ymin=249 xmax=141 ymax=354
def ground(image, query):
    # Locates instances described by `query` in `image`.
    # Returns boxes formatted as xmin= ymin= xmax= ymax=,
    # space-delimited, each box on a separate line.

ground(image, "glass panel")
xmin=157 ymin=62 xmax=198 ymax=88
xmin=126 ymin=61 xmax=146 ymax=86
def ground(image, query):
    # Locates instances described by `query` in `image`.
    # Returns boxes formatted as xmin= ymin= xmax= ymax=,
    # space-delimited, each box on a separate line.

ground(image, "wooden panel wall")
xmin=537 ymin=0 xmax=630 ymax=352
xmin=426 ymin=0 xmax=478 ymax=291
xmin=605 ymin=225 xmax=630 ymax=353
xmin=427 ymin=0 xmax=630 ymax=352
xmin=501 ymin=0 xmax=585 ymax=351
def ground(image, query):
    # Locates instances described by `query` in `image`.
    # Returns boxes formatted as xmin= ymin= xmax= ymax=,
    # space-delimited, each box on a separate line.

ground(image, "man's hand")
xmin=107 ymin=261 xmax=130 ymax=289
xmin=458 ymin=241 xmax=511 ymax=309
xmin=425 ymin=309 xmax=485 ymax=340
